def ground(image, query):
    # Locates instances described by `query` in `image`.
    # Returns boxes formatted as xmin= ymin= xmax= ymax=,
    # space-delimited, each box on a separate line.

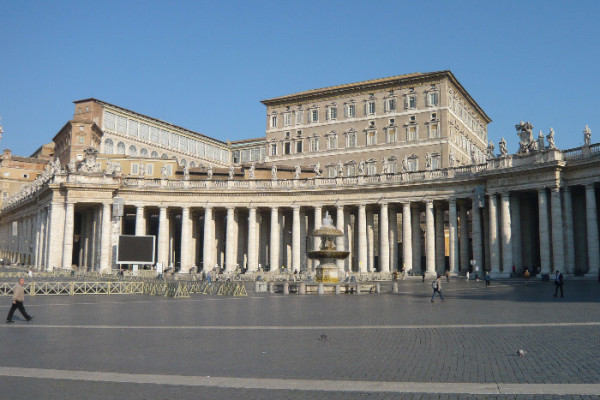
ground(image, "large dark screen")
xmin=117 ymin=235 xmax=155 ymax=264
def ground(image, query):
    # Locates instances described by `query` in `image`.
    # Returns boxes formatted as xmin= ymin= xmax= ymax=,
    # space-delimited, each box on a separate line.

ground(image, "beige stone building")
xmin=0 ymin=72 xmax=598 ymax=280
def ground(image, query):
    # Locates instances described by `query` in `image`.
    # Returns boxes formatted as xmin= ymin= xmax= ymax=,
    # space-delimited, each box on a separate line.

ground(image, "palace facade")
xmin=0 ymin=71 xmax=598 ymax=278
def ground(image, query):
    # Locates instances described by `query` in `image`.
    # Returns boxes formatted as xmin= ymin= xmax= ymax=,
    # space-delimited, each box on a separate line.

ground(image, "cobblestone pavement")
xmin=0 ymin=279 xmax=599 ymax=399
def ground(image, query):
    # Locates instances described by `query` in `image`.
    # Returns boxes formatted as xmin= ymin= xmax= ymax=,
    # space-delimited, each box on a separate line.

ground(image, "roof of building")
xmin=261 ymin=70 xmax=491 ymax=123
xmin=73 ymin=98 xmax=228 ymax=146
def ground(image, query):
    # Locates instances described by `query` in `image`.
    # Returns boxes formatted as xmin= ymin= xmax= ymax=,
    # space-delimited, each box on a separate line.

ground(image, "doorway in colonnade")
xmin=518 ymin=191 xmax=540 ymax=277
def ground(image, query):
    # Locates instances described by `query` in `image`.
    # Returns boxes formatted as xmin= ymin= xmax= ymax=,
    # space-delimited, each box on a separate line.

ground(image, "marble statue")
xmin=79 ymin=148 xmax=101 ymax=173
xmin=381 ymin=157 xmax=388 ymax=174
xmin=105 ymin=161 xmax=115 ymax=175
xmin=425 ymin=153 xmax=431 ymax=170
xmin=207 ymin=165 xmax=213 ymax=179
xmin=294 ymin=165 xmax=301 ymax=179
xmin=314 ymin=162 xmax=321 ymax=177
xmin=516 ymin=121 xmax=536 ymax=154
xmin=538 ymin=130 xmax=545 ymax=151
xmin=584 ymin=125 xmax=592 ymax=147
xmin=486 ymin=141 xmax=495 ymax=160
xmin=448 ymin=151 xmax=455 ymax=167
xmin=470 ymin=148 xmax=477 ymax=164
xmin=271 ymin=165 xmax=277 ymax=180
xmin=358 ymin=159 xmax=365 ymax=175
xmin=183 ymin=164 xmax=190 ymax=181
xmin=228 ymin=165 xmax=234 ymax=179
xmin=401 ymin=157 xmax=408 ymax=173
xmin=547 ymin=128 xmax=556 ymax=149
xmin=337 ymin=161 xmax=344 ymax=177
xmin=499 ymin=137 xmax=508 ymax=157
xmin=160 ymin=165 xmax=168 ymax=179
xmin=249 ymin=163 xmax=255 ymax=179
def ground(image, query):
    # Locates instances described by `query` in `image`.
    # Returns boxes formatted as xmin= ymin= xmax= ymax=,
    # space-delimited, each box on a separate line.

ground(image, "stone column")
xmin=488 ymin=194 xmax=500 ymax=275
xmin=411 ymin=205 xmax=422 ymax=273
xmin=33 ymin=210 xmax=42 ymax=267
xmin=471 ymin=199 xmax=483 ymax=271
xmin=247 ymin=207 xmax=258 ymax=272
xmin=550 ymin=187 xmax=564 ymax=273
xmin=402 ymin=203 xmax=412 ymax=272
xmin=313 ymin=206 xmax=322 ymax=264
xmin=563 ymin=187 xmax=575 ymax=274
xmin=379 ymin=203 xmax=390 ymax=273
xmin=500 ymin=193 xmax=512 ymax=277
xmin=511 ymin=194 xmax=522 ymax=271
xmin=47 ymin=201 xmax=65 ymax=271
xmin=135 ymin=205 xmax=146 ymax=236
xmin=449 ymin=199 xmax=458 ymax=275
xmin=435 ymin=203 xmax=445 ymax=274
xmin=292 ymin=206 xmax=301 ymax=272
xmin=389 ymin=206 xmax=398 ymax=272
xmin=358 ymin=204 xmax=367 ymax=272
xmin=425 ymin=201 xmax=436 ymax=277
xmin=180 ymin=207 xmax=191 ymax=273
xmin=62 ymin=201 xmax=75 ymax=270
xmin=344 ymin=208 xmax=352 ymax=272
xmin=459 ymin=201 xmax=469 ymax=272
xmin=157 ymin=206 xmax=169 ymax=267
xmin=336 ymin=205 xmax=345 ymax=270
xmin=538 ymin=189 xmax=551 ymax=275
xmin=203 ymin=207 xmax=213 ymax=270
xmin=38 ymin=208 xmax=47 ymax=269
xmin=367 ymin=208 xmax=375 ymax=271
xmin=225 ymin=207 xmax=236 ymax=271
xmin=270 ymin=207 xmax=280 ymax=271
xmin=585 ymin=184 xmax=599 ymax=276
xmin=100 ymin=202 xmax=112 ymax=271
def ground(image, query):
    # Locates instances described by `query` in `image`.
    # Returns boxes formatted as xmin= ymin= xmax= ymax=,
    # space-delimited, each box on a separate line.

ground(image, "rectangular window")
xmin=311 ymin=109 xmax=319 ymax=123
xmin=366 ymin=163 xmax=376 ymax=176
xmin=408 ymin=126 xmax=417 ymax=141
xmin=296 ymin=141 xmax=303 ymax=153
xmin=346 ymin=164 xmax=356 ymax=177
xmin=284 ymin=142 xmax=291 ymax=155
xmin=387 ymin=128 xmax=397 ymax=143
xmin=271 ymin=115 xmax=277 ymax=128
xmin=147 ymin=164 xmax=154 ymax=175
xmin=367 ymin=131 xmax=377 ymax=146
xmin=430 ymin=124 xmax=440 ymax=138
xmin=295 ymin=111 xmax=303 ymax=125
xmin=233 ymin=150 xmax=240 ymax=164
xmin=431 ymin=156 xmax=440 ymax=170
xmin=408 ymin=159 xmax=417 ymax=172
xmin=407 ymin=95 xmax=416 ymax=109
xmin=270 ymin=143 xmax=277 ymax=156
xmin=388 ymin=161 xmax=397 ymax=174
xmin=346 ymin=104 xmax=355 ymax=118
xmin=386 ymin=98 xmax=396 ymax=112
xmin=131 ymin=163 xmax=139 ymax=175
xmin=327 ymin=135 xmax=337 ymax=150
xmin=284 ymin=113 xmax=291 ymax=126
xmin=310 ymin=137 xmax=319 ymax=152
xmin=347 ymin=132 xmax=357 ymax=148
xmin=327 ymin=107 xmax=337 ymax=120
xmin=429 ymin=92 xmax=439 ymax=106
xmin=367 ymin=101 xmax=376 ymax=115
xmin=327 ymin=166 xmax=337 ymax=178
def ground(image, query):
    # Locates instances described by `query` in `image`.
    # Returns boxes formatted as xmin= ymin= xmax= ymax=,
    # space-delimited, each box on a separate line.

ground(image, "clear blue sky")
xmin=1 ymin=0 xmax=598 ymax=156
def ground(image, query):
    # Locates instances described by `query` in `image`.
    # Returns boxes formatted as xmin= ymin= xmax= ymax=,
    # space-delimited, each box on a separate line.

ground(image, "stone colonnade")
xmin=1 ymin=182 xmax=598 ymax=278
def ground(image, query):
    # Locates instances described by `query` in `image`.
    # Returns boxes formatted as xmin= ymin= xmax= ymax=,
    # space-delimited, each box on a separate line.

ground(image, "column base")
xmin=424 ymin=271 xmax=437 ymax=279
xmin=489 ymin=272 xmax=510 ymax=279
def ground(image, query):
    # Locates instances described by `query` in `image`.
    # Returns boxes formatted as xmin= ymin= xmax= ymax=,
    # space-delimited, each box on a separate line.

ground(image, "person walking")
xmin=466 ymin=271 xmax=470 ymax=281
xmin=431 ymin=275 xmax=445 ymax=303
xmin=553 ymin=270 xmax=564 ymax=298
xmin=484 ymin=271 xmax=491 ymax=287
xmin=6 ymin=277 xmax=33 ymax=323
xmin=474 ymin=265 xmax=480 ymax=281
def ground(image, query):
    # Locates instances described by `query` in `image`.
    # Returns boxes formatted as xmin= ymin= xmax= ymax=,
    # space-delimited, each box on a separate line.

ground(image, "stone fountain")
xmin=307 ymin=212 xmax=350 ymax=283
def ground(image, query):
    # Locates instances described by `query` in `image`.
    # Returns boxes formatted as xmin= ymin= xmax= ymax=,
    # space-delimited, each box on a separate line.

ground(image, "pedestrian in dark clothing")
xmin=484 ymin=271 xmax=491 ymax=286
xmin=553 ymin=270 xmax=564 ymax=298
xmin=421 ymin=269 xmax=425 ymax=282
xmin=6 ymin=278 xmax=33 ymax=323
xmin=431 ymin=275 xmax=445 ymax=303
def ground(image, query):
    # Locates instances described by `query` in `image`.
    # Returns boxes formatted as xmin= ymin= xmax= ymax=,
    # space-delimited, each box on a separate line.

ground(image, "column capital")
xmin=292 ymin=205 xmax=301 ymax=211
xmin=501 ymin=191 xmax=511 ymax=199
xmin=585 ymin=182 xmax=596 ymax=191
xmin=550 ymin=186 xmax=560 ymax=193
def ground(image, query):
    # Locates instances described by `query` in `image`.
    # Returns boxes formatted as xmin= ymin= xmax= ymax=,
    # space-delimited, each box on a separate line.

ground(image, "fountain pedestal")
xmin=307 ymin=214 xmax=349 ymax=284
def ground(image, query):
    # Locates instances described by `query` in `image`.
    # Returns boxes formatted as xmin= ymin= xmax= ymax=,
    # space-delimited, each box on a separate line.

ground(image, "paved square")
xmin=1 ymin=278 xmax=600 ymax=399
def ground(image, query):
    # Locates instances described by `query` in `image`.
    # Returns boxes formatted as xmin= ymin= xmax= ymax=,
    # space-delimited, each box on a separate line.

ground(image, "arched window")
xmin=140 ymin=148 xmax=148 ymax=157
xmin=117 ymin=142 xmax=126 ymax=155
xmin=129 ymin=145 xmax=138 ymax=157
xmin=189 ymin=161 xmax=196 ymax=168
xmin=104 ymin=139 xmax=114 ymax=154
xmin=151 ymin=151 xmax=159 ymax=158
xmin=161 ymin=153 xmax=168 ymax=159
xmin=181 ymin=159 xmax=187 ymax=166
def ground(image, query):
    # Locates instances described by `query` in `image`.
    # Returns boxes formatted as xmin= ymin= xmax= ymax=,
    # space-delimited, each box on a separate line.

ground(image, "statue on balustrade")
xmin=547 ymin=128 xmax=556 ymax=149
xmin=314 ymin=162 xmax=322 ymax=177
xmin=206 ymin=165 xmax=213 ymax=180
xmin=584 ymin=125 xmax=592 ymax=147
xmin=425 ymin=153 xmax=432 ymax=170
xmin=381 ymin=157 xmax=389 ymax=174
xmin=538 ymin=130 xmax=545 ymax=151
xmin=401 ymin=157 xmax=408 ymax=173
xmin=516 ymin=121 xmax=536 ymax=154
xmin=271 ymin=165 xmax=277 ymax=180
xmin=486 ymin=141 xmax=495 ymax=160
xmin=448 ymin=151 xmax=455 ymax=167
xmin=499 ymin=137 xmax=508 ymax=157
xmin=183 ymin=164 xmax=190 ymax=181
xmin=79 ymin=148 xmax=101 ymax=174
xmin=337 ymin=161 xmax=344 ymax=177
xmin=294 ymin=165 xmax=301 ymax=179
xmin=249 ymin=163 xmax=255 ymax=179
xmin=358 ymin=159 xmax=365 ymax=176
xmin=228 ymin=165 xmax=235 ymax=180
